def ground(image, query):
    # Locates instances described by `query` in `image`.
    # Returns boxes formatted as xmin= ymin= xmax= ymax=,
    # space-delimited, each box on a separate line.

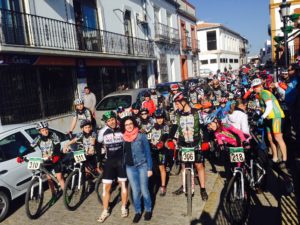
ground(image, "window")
xmin=234 ymin=59 xmax=239 ymax=63
xmin=0 ymin=132 xmax=31 ymax=162
xmin=96 ymin=95 xmax=132 ymax=110
xmin=210 ymin=59 xmax=217 ymax=64
xmin=25 ymin=128 xmax=67 ymax=142
xmin=225 ymin=58 xmax=228 ymax=63
xmin=229 ymin=59 xmax=233 ymax=63
xmin=207 ymin=31 xmax=217 ymax=50
xmin=201 ymin=60 xmax=208 ymax=65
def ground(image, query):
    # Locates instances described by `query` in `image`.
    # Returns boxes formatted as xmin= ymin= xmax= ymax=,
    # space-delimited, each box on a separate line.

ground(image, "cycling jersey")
xmin=149 ymin=124 xmax=169 ymax=146
xmin=75 ymin=131 xmax=97 ymax=155
xmin=176 ymin=109 xmax=201 ymax=146
xmin=97 ymin=126 xmax=124 ymax=160
xmin=258 ymin=90 xmax=285 ymax=119
xmin=214 ymin=123 xmax=247 ymax=147
xmin=188 ymin=90 xmax=200 ymax=104
xmin=139 ymin=117 xmax=155 ymax=136
xmin=72 ymin=107 xmax=93 ymax=121
xmin=31 ymin=132 xmax=61 ymax=158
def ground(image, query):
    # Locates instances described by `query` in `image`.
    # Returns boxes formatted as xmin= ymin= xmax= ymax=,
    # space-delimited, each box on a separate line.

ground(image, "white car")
xmin=199 ymin=69 xmax=213 ymax=78
xmin=0 ymin=124 xmax=68 ymax=222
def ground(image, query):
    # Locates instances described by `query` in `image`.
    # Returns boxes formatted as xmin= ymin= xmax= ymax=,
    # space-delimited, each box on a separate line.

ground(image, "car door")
xmin=0 ymin=131 xmax=39 ymax=192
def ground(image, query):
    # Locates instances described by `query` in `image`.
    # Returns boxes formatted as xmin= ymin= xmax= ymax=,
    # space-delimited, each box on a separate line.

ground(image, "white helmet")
xmin=74 ymin=98 xmax=84 ymax=105
xmin=251 ymin=78 xmax=262 ymax=87
xmin=36 ymin=121 xmax=48 ymax=130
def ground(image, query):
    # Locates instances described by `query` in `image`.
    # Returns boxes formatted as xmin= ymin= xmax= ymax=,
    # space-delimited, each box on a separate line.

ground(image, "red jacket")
xmin=142 ymin=100 xmax=156 ymax=115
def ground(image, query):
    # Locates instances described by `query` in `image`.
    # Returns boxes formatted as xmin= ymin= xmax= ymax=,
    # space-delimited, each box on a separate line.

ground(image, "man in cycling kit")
xmin=171 ymin=92 xmax=208 ymax=201
xmin=252 ymin=78 xmax=287 ymax=168
xmin=30 ymin=121 xmax=65 ymax=204
xmin=97 ymin=111 xmax=128 ymax=222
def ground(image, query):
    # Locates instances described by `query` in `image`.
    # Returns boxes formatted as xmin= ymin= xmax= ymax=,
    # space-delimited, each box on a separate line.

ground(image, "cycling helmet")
xmin=116 ymin=106 xmax=125 ymax=114
xmin=74 ymin=98 xmax=84 ymax=105
xmin=102 ymin=111 xmax=116 ymax=122
xmin=154 ymin=109 xmax=165 ymax=118
xmin=131 ymin=103 xmax=139 ymax=110
xmin=36 ymin=121 xmax=48 ymax=130
xmin=189 ymin=82 xmax=196 ymax=89
xmin=251 ymin=78 xmax=262 ymax=87
xmin=170 ymin=84 xmax=179 ymax=91
xmin=203 ymin=114 xmax=216 ymax=126
xmin=144 ymin=92 xmax=151 ymax=97
xmin=173 ymin=92 xmax=186 ymax=102
xmin=80 ymin=119 xmax=92 ymax=128
xmin=140 ymin=108 xmax=149 ymax=114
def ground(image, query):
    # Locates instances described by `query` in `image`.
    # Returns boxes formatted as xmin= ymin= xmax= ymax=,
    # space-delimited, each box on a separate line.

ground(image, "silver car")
xmin=95 ymin=88 xmax=149 ymax=126
xmin=0 ymin=124 xmax=68 ymax=222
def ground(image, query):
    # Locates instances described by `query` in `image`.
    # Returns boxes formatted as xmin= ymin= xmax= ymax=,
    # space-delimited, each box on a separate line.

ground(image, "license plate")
xmin=181 ymin=147 xmax=195 ymax=162
xmin=147 ymin=133 xmax=152 ymax=140
xmin=27 ymin=157 xmax=42 ymax=170
xmin=74 ymin=150 xmax=86 ymax=163
xmin=213 ymin=101 xmax=219 ymax=106
xmin=229 ymin=147 xmax=245 ymax=163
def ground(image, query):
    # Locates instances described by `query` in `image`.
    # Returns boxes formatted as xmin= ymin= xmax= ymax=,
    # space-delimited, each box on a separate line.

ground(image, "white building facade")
xmin=197 ymin=22 xmax=248 ymax=73
xmin=260 ymin=40 xmax=272 ymax=64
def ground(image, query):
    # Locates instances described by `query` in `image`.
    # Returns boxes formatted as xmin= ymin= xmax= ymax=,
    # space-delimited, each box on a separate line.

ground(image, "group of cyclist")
xmin=19 ymin=62 xmax=300 ymax=223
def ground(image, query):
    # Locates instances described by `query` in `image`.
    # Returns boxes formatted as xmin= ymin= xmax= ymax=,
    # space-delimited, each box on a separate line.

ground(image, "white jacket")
xmin=224 ymin=109 xmax=250 ymax=135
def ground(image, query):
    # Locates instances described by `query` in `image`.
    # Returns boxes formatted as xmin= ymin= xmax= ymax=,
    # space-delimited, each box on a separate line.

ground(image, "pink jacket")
xmin=214 ymin=123 xmax=247 ymax=147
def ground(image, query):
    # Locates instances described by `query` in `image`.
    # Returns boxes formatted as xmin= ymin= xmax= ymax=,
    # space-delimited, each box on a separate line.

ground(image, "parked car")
xmin=95 ymin=88 xmax=149 ymax=126
xmin=156 ymin=82 xmax=182 ymax=101
xmin=0 ymin=124 xmax=68 ymax=222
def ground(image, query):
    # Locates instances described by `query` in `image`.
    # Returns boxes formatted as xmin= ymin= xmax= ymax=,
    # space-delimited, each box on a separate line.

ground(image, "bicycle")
xmin=23 ymin=156 xmax=71 ymax=219
xmin=223 ymin=145 xmax=250 ymax=225
xmin=178 ymin=146 xmax=197 ymax=217
xmin=63 ymin=148 xmax=102 ymax=211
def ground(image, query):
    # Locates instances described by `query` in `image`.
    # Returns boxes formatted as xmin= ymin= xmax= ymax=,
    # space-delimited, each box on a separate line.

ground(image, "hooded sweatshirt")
xmin=224 ymin=109 xmax=250 ymax=135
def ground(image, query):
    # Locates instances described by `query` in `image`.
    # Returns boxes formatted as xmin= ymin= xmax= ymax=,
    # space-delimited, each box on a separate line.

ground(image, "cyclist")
xmin=117 ymin=106 xmax=130 ymax=124
xmin=131 ymin=103 xmax=140 ymax=121
xmin=97 ymin=111 xmax=128 ymax=222
xmin=150 ymin=86 xmax=163 ymax=109
xmin=63 ymin=119 xmax=101 ymax=174
xmin=188 ymin=82 xmax=201 ymax=108
xmin=171 ymin=92 xmax=208 ymax=201
xmin=149 ymin=109 xmax=170 ymax=196
xmin=139 ymin=108 xmax=155 ymax=137
xmin=168 ymin=83 xmax=180 ymax=111
xmin=68 ymin=98 xmax=96 ymax=134
xmin=251 ymin=78 xmax=287 ymax=167
xmin=30 ymin=121 xmax=65 ymax=204
xmin=142 ymin=92 xmax=156 ymax=116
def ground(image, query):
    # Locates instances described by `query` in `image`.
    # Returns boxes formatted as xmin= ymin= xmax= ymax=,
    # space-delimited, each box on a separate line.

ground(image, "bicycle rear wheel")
xmin=224 ymin=173 xmax=250 ymax=224
xmin=63 ymin=170 xmax=86 ymax=211
xmin=186 ymin=169 xmax=192 ymax=217
xmin=25 ymin=177 xmax=44 ymax=219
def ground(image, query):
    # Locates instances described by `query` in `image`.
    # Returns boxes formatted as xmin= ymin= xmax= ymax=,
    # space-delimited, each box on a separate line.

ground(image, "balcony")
xmin=154 ymin=22 xmax=180 ymax=44
xmin=182 ymin=36 xmax=192 ymax=51
xmin=0 ymin=8 xmax=155 ymax=59
xmin=192 ymin=39 xmax=200 ymax=54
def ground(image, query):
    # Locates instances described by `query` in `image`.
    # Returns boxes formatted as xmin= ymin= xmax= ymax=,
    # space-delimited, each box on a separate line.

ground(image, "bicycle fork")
xmin=233 ymin=168 xmax=245 ymax=199
xmin=71 ymin=164 xmax=83 ymax=190
xmin=31 ymin=176 xmax=43 ymax=198
xmin=182 ymin=167 xmax=195 ymax=194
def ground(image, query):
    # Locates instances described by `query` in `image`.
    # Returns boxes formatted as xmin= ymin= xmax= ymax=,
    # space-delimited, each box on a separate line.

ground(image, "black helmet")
xmin=144 ymin=92 xmax=151 ymax=97
xmin=154 ymin=109 xmax=165 ymax=118
xmin=132 ymin=103 xmax=139 ymax=110
xmin=140 ymin=108 xmax=149 ymax=114
xmin=80 ymin=119 xmax=92 ymax=128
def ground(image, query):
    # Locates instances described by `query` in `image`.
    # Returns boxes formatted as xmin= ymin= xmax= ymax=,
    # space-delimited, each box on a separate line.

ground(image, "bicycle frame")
xmin=182 ymin=166 xmax=195 ymax=194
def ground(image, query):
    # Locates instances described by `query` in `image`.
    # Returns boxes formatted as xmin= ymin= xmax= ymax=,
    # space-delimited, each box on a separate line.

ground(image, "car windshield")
xmin=25 ymin=128 xmax=67 ymax=141
xmin=97 ymin=95 xmax=132 ymax=110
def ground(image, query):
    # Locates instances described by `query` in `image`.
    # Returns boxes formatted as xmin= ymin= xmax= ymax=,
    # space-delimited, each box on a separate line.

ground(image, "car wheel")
xmin=0 ymin=191 xmax=10 ymax=222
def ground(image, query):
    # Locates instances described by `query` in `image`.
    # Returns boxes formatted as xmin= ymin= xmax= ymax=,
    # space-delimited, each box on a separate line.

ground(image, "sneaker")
xmin=278 ymin=161 xmax=287 ymax=170
xmin=159 ymin=186 xmax=166 ymax=197
xmin=49 ymin=194 xmax=58 ymax=206
xmin=144 ymin=211 xmax=152 ymax=221
xmin=97 ymin=210 xmax=110 ymax=223
xmin=133 ymin=213 xmax=142 ymax=223
xmin=172 ymin=185 xmax=183 ymax=195
xmin=200 ymin=188 xmax=208 ymax=201
xmin=121 ymin=206 xmax=128 ymax=218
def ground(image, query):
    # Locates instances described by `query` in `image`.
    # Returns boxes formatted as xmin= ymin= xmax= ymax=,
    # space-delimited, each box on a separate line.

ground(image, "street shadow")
xmin=3 ymin=194 xmax=26 ymax=222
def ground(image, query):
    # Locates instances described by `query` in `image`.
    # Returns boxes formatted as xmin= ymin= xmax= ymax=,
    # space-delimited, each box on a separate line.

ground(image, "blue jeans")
xmin=126 ymin=163 xmax=152 ymax=214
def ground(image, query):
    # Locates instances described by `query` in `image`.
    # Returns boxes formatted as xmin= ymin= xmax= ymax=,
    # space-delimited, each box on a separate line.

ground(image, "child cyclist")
xmin=63 ymin=119 xmax=101 ymax=175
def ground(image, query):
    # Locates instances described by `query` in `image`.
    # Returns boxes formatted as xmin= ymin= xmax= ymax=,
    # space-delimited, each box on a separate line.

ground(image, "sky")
xmin=189 ymin=0 xmax=270 ymax=56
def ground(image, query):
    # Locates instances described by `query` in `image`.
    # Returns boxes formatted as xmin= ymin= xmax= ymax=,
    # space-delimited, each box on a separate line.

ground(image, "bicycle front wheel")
xmin=25 ymin=177 xmax=44 ymax=219
xmin=186 ymin=169 xmax=192 ymax=217
xmin=224 ymin=173 xmax=250 ymax=224
xmin=63 ymin=170 xmax=86 ymax=211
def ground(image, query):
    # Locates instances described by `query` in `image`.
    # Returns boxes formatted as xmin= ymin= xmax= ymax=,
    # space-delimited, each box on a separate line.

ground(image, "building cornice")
xmin=165 ymin=0 xmax=180 ymax=8
xmin=177 ymin=9 xmax=197 ymax=22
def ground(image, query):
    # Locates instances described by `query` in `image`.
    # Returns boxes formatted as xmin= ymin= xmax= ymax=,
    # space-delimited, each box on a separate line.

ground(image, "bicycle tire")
xmin=186 ymin=170 xmax=192 ymax=217
xmin=63 ymin=170 xmax=86 ymax=211
xmin=224 ymin=174 xmax=250 ymax=225
xmin=25 ymin=177 xmax=44 ymax=219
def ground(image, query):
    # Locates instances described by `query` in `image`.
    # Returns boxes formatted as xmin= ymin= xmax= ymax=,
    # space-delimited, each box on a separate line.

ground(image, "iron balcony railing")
xmin=192 ymin=39 xmax=200 ymax=53
xmin=154 ymin=22 xmax=180 ymax=43
xmin=182 ymin=35 xmax=192 ymax=50
xmin=0 ymin=8 xmax=155 ymax=58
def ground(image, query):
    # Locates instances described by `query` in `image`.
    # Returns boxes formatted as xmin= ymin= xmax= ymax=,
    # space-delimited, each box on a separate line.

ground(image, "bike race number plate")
xmin=229 ymin=147 xmax=245 ymax=163
xmin=74 ymin=150 xmax=86 ymax=163
xmin=27 ymin=157 xmax=42 ymax=170
xmin=181 ymin=147 xmax=195 ymax=162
